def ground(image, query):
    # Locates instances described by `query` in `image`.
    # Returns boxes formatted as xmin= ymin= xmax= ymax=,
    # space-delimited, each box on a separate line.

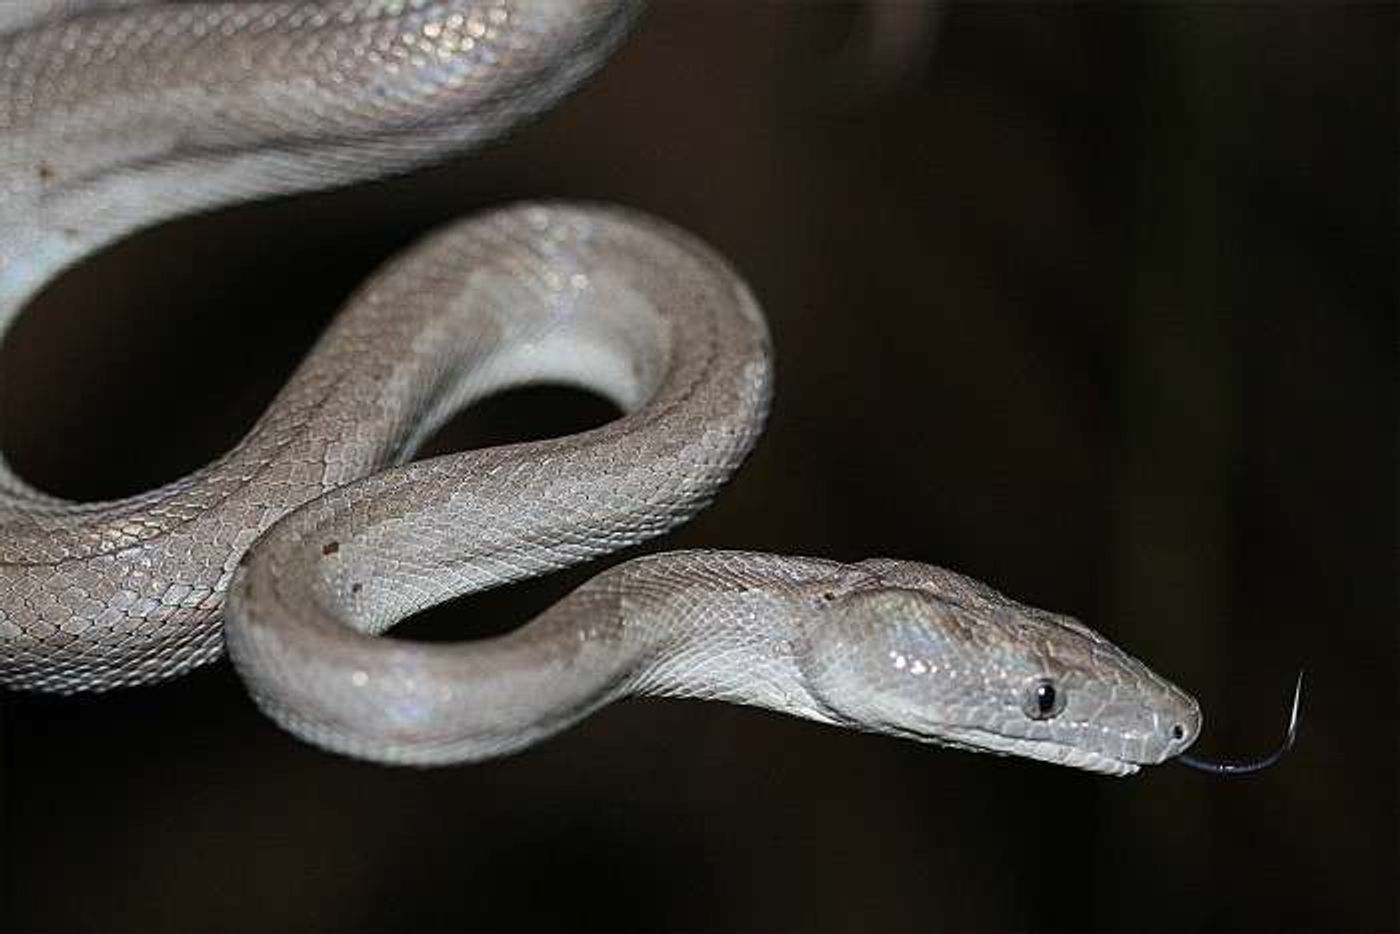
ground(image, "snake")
xmin=0 ymin=0 xmax=1297 ymax=776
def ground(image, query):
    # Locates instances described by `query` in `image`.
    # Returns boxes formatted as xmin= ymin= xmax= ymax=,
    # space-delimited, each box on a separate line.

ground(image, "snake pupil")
xmin=1023 ymin=678 xmax=1063 ymax=720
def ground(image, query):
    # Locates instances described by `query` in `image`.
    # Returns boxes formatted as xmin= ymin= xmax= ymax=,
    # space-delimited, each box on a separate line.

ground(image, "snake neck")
xmin=595 ymin=551 xmax=862 ymax=727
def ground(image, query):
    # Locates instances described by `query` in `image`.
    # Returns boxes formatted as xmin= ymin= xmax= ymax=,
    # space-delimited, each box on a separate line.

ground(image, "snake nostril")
xmin=1171 ymin=723 xmax=1186 ymax=741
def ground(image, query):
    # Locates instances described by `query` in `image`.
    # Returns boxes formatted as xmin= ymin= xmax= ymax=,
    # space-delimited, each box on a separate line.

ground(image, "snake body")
xmin=0 ymin=1 xmax=1203 ymax=775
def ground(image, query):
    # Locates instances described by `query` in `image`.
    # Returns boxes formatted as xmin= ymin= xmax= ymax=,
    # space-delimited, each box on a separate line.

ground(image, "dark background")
xmin=1 ymin=3 xmax=1394 ymax=932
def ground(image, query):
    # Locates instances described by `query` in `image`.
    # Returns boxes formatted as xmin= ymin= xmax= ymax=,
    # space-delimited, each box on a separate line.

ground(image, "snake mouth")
xmin=938 ymin=727 xmax=1141 ymax=777
xmin=1008 ymin=739 xmax=1140 ymax=777
xmin=1047 ymin=746 xmax=1139 ymax=777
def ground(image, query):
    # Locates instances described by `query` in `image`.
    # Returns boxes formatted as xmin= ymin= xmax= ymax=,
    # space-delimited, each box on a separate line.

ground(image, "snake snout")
xmin=1099 ymin=673 xmax=1203 ymax=767
xmin=1151 ymin=687 xmax=1203 ymax=762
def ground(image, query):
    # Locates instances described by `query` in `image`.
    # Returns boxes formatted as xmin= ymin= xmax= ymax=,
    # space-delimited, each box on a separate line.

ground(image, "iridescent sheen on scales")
xmin=0 ymin=1 xmax=1206 ymax=775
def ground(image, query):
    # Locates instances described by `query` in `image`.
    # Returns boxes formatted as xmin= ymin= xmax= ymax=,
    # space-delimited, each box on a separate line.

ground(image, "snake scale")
xmin=0 ymin=0 xmax=1242 ymax=776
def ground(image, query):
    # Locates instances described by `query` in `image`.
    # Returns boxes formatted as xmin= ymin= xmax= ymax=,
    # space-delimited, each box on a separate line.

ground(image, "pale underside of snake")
xmin=0 ymin=1 xmax=1297 ymax=775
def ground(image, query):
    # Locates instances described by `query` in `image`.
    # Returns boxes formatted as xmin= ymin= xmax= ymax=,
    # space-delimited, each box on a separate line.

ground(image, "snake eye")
xmin=1023 ymin=678 xmax=1065 ymax=720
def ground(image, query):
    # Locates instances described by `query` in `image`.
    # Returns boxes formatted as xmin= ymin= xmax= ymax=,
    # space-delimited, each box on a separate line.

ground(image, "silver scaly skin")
xmin=2 ymin=1 xmax=1202 ymax=773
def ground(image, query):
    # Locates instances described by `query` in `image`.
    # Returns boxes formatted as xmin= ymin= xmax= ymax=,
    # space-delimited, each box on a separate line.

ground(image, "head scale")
xmin=801 ymin=560 xmax=1201 ymax=776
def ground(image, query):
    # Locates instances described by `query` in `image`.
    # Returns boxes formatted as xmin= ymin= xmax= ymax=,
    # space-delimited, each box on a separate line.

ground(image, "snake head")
xmin=801 ymin=560 xmax=1201 ymax=776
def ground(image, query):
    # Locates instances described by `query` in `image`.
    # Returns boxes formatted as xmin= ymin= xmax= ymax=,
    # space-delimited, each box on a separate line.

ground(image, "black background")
xmin=2 ymin=4 xmax=1394 ymax=932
